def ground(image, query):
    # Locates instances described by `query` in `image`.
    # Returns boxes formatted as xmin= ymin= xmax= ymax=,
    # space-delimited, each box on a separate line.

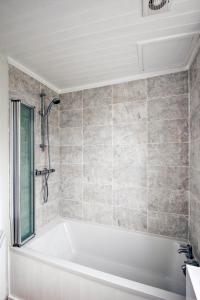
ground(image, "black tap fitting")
xmin=178 ymin=244 xmax=194 ymax=259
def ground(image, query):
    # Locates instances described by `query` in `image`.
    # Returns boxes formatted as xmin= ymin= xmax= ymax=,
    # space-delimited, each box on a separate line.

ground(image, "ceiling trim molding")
xmin=59 ymin=65 xmax=188 ymax=94
xmin=7 ymin=57 xmax=60 ymax=94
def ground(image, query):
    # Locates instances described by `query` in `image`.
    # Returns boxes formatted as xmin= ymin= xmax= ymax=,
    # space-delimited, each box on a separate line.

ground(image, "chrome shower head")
xmin=52 ymin=97 xmax=60 ymax=105
xmin=45 ymin=97 xmax=60 ymax=116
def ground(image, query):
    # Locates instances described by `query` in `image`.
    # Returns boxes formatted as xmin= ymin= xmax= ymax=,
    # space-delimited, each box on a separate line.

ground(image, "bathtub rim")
xmin=10 ymin=218 xmax=186 ymax=300
xmin=25 ymin=217 xmax=188 ymax=245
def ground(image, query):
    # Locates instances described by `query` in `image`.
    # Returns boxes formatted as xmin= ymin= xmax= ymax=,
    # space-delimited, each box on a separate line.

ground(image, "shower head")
xmin=52 ymin=97 xmax=60 ymax=105
xmin=45 ymin=97 xmax=60 ymax=116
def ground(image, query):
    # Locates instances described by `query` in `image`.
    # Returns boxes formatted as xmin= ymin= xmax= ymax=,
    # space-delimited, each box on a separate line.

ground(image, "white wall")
xmin=0 ymin=53 xmax=9 ymax=299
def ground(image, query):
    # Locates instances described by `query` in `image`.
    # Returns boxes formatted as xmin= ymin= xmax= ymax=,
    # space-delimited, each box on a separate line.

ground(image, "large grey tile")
xmin=113 ymin=186 xmax=147 ymax=210
xmin=147 ymin=71 xmax=188 ymax=98
xmin=83 ymin=125 xmax=112 ymax=145
xmin=61 ymin=164 xmax=82 ymax=184
xmin=190 ymin=84 xmax=200 ymax=117
xmin=35 ymin=145 xmax=46 ymax=166
xmin=83 ymin=86 xmax=112 ymax=108
xmin=148 ymin=94 xmax=188 ymax=121
xmin=113 ymin=144 xmax=146 ymax=167
xmin=148 ymin=119 xmax=188 ymax=143
xmin=113 ymin=79 xmax=147 ymax=103
xmin=189 ymin=193 xmax=200 ymax=259
xmin=148 ymin=166 xmax=189 ymax=190
xmin=113 ymin=165 xmax=146 ymax=188
xmin=60 ymin=109 xmax=82 ymax=128
xmin=83 ymin=202 xmax=113 ymax=225
xmin=190 ymin=167 xmax=200 ymax=199
xmin=83 ymin=184 xmax=112 ymax=204
xmin=113 ymin=100 xmax=147 ymax=124
xmin=50 ymin=146 xmax=60 ymax=166
xmin=61 ymin=182 xmax=82 ymax=201
xmin=48 ymin=182 xmax=61 ymax=202
xmin=148 ymin=188 xmax=188 ymax=215
xmin=60 ymin=91 xmax=82 ymax=110
xmin=48 ymin=167 xmax=61 ymax=185
xmin=190 ymin=109 xmax=200 ymax=141
xmin=9 ymin=65 xmax=40 ymax=100
xmin=60 ymin=146 xmax=82 ymax=164
xmin=83 ymin=145 xmax=112 ymax=165
xmin=83 ymin=164 xmax=112 ymax=185
xmin=190 ymin=50 xmax=200 ymax=89
xmin=113 ymin=122 xmax=147 ymax=145
xmin=148 ymin=211 xmax=188 ymax=239
xmin=60 ymin=127 xmax=82 ymax=146
xmin=9 ymin=65 xmax=23 ymax=92
xmin=49 ymin=109 xmax=59 ymax=127
xmin=113 ymin=208 xmax=147 ymax=231
xmin=42 ymin=202 xmax=59 ymax=226
xmin=49 ymin=125 xmax=60 ymax=146
xmin=148 ymin=143 xmax=188 ymax=167
xmin=190 ymin=140 xmax=200 ymax=170
xmin=60 ymin=200 xmax=82 ymax=219
xmin=83 ymin=105 xmax=112 ymax=126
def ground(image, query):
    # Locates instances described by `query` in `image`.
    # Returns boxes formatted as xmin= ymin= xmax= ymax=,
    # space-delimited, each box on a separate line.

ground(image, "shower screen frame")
xmin=10 ymin=99 xmax=35 ymax=247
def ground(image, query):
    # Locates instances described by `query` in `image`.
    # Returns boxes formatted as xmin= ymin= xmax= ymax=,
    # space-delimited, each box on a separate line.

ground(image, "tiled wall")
xmin=60 ymin=71 xmax=189 ymax=240
xmin=9 ymin=64 xmax=190 ymax=240
xmin=9 ymin=65 xmax=60 ymax=229
xmin=189 ymin=47 xmax=200 ymax=259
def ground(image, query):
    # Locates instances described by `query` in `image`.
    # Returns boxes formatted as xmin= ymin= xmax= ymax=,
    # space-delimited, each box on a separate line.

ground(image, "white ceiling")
xmin=0 ymin=0 xmax=200 ymax=92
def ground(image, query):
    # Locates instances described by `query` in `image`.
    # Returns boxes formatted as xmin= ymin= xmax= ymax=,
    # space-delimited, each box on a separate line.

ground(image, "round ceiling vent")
xmin=148 ymin=0 xmax=168 ymax=10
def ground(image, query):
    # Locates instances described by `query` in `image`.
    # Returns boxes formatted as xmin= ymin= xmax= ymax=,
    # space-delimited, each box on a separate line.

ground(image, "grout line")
xmin=147 ymin=93 xmax=189 ymax=101
xmin=146 ymin=79 xmax=149 ymax=233
xmin=60 ymin=162 xmax=189 ymax=168
xmin=60 ymin=141 xmax=190 ymax=146
xmin=81 ymin=90 xmax=84 ymax=220
xmin=112 ymin=93 xmax=189 ymax=105
xmin=111 ymin=84 xmax=114 ymax=226
xmin=148 ymin=211 xmax=189 ymax=218
xmin=188 ymin=67 xmax=191 ymax=243
xmin=59 ymin=118 xmax=189 ymax=127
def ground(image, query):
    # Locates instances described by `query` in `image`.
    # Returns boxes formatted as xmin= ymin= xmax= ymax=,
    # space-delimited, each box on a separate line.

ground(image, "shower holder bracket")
xmin=39 ymin=144 xmax=47 ymax=150
xmin=35 ymin=168 xmax=55 ymax=176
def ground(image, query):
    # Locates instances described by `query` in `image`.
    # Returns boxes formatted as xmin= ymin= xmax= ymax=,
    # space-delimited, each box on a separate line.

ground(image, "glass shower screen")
xmin=11 ymin=100 xmax=35 ymax=246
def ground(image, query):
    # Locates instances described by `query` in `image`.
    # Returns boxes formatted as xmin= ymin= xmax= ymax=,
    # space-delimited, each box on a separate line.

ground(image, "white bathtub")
xmin=9 ymin=219 xmax=186 ymax=300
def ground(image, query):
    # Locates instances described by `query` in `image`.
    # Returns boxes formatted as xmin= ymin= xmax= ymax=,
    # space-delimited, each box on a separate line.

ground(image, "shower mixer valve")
xmin=35 ymin=168 xmax=55 ymax=176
